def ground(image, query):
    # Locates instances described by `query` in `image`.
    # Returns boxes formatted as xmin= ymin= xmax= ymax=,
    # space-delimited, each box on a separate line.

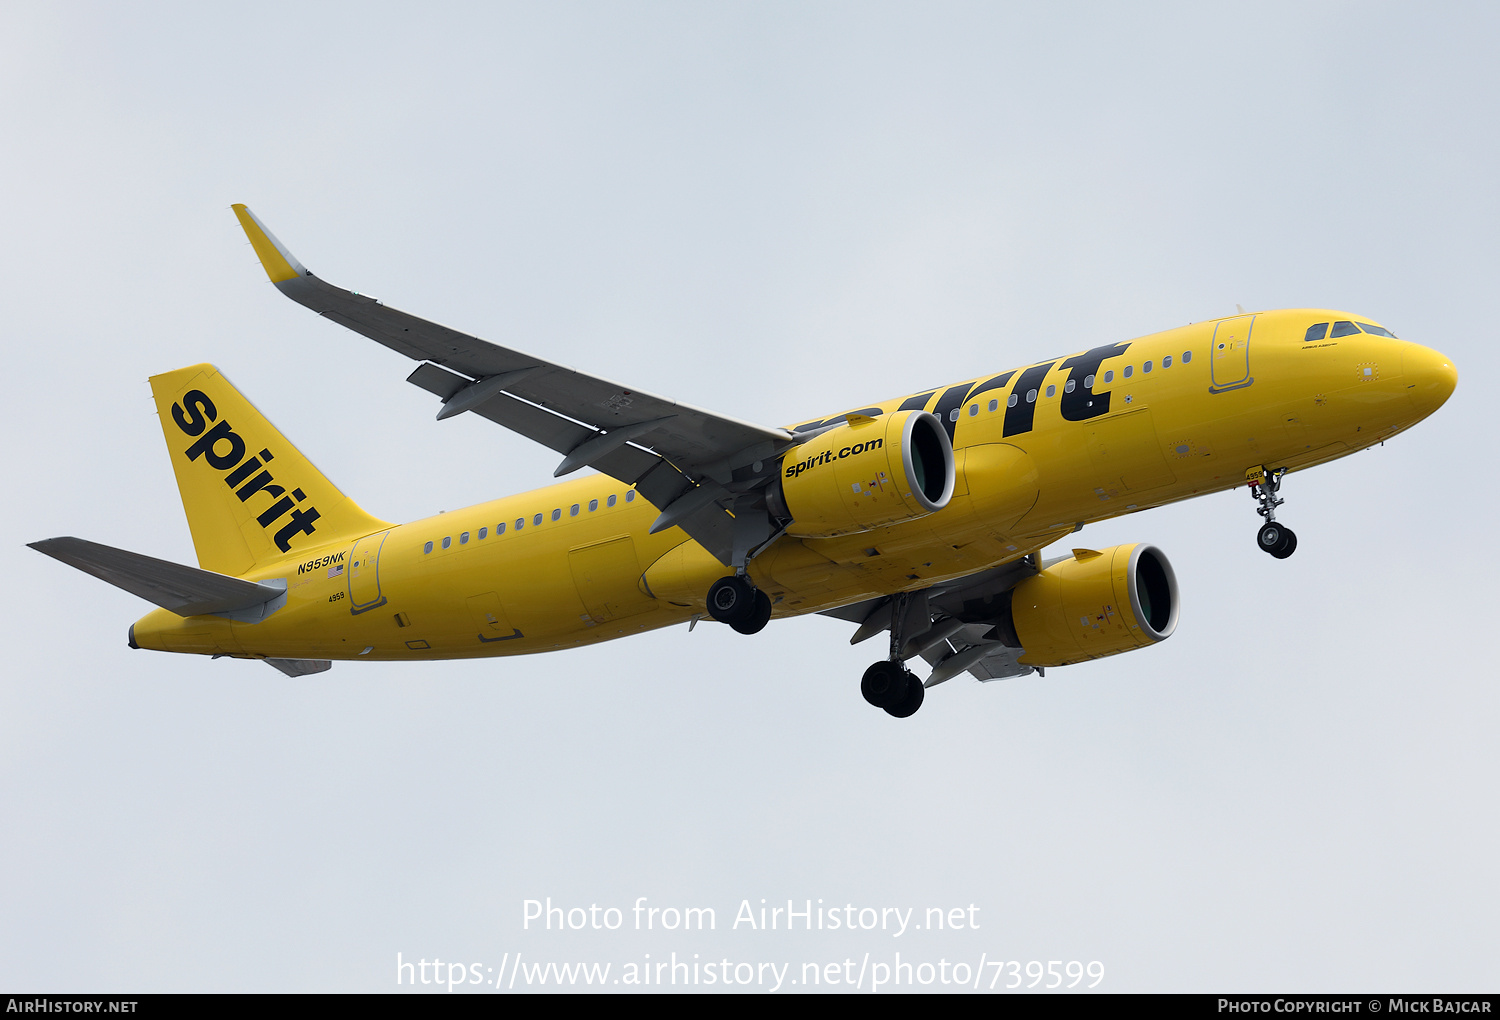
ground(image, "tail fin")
xmin=150 ymin=364 xmax=391 ymax=576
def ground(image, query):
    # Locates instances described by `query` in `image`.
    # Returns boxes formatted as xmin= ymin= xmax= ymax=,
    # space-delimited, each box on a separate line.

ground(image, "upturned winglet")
xmin=231 ymin=203 xmax=308 ymax=285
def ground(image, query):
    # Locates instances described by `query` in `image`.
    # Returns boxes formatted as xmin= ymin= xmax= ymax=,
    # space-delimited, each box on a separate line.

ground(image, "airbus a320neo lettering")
xmin=31 ymin=205 xmax=1457 ymax=718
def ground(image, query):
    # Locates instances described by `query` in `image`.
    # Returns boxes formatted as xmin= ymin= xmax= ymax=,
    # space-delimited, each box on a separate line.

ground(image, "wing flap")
xmin=266 ymin=658 xmax=333 ymax=677
xmin=820 ymin=558 xmax=1041 ymax=684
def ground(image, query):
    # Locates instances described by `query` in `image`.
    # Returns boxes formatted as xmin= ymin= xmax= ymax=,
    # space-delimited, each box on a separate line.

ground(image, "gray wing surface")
xmin=233 ymin=204 xmax=794 ymax=565
xmin=29 ymin=537 xmax=286 ymax=619
xmin=822 ymin=559 xmax=1041 ymax=686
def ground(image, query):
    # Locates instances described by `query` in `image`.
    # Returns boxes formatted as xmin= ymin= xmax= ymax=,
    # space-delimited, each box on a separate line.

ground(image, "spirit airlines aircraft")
xmin=30 ymin=206 xmax=1458 ymax=718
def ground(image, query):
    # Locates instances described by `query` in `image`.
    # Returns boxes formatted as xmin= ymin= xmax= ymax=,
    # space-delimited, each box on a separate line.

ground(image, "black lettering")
xmin=274 ymin=508 xmax=322 ymax=551
xmin=224 ymin=456 xmax=262 ymax=488
xmin=256 ymin=495 xmax=294 ymax=527
xmin=183 ymin=419 xmax=246 ymax=470
xmin=1002 ymin=362 xmax=1056 ymax=437
xmin=172 ymin=390 xmax=217 ymax=436
xmin=967 ymin=371 xmax=1016 ymax=400
xmin=235 ymin=471 xmax=285 ymax=504
xmin=932 ymin=383 xmax=972 ymax=442
xmin=1059 ymin=342 xmax=1131 ymax=421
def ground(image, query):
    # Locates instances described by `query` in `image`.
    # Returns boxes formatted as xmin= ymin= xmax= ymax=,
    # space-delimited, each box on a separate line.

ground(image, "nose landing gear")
xmin=1249 ymin=466 xmax=1297 ymax=559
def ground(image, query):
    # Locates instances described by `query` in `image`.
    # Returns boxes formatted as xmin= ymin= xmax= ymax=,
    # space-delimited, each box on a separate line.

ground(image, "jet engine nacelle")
xmin=998 ymin=543 xmax=1178 ymax=667
xmin=771 ymin=411 xmax=955 ymax=539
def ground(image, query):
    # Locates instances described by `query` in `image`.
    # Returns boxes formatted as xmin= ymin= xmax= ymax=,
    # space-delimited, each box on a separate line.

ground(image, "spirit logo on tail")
xmin=173 ymin=388 xmax=321 ymax=552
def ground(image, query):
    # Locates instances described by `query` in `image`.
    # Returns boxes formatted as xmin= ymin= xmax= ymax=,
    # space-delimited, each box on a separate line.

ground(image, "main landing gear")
xmin=860 ymin=593 xmax=926 ymax=718
xmin=1249 ymin=466 xmax=1297 ymax=559
xmin=862 ymin=660 xmax=925 ymax=718
xmin=706 ymin=574 xmax=772 ymax=635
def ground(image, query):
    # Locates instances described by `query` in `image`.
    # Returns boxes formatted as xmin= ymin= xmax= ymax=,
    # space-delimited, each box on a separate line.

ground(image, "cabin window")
xmin=515 ymin=518 xmax=524 ymax=530
xmin=478 ymin=527 xmax=487 ymax=540
xmin=1026 ymin=388 xmax=1037 ymax=403
xmin=441 ymin=536 xmax=451 ymax=549
xmin=1103 ymin=370 xmax=1114 ymax=383
xmin=533 ymin=514 xmax=543 ymax=526
xmin=460 ymin=531 xmax=469 ymax=544
xmin=968 ymin=404 xmax=978 ymax=416
xmin=423 ymin=541 xmax=433 ymax=554
xmin=626 ymin=491 xmax=636 ymax=502
xmin=1084 ymin=374 xmax=1096 ymax=388
xmin=570 ymin=504 xmax=580 ymax=517
xmin=589 ymin=499 xmax=599 ymax=512
xmin=1162 ymin=355 xmax=1172 ymax=368
xmin=1360 ymin=323 xmax=1398 ymax=338
xmin=1007 ymin=393 xmax=1018 ymax=408
xmin=948 ymin=408 xmax=959 ymax=421
xmin=496 ymin=522 xmax=505 ymax=535
xmin=1065 ymin=379 xmax=1076 ymax=393
xmin=988 ymin=398 xmax=998 ymax=412
xmin=1123 ymin=365 xmax=1133 ymax=378
xmin=1305 ymin=322 xmax=1330 ymax=342
xmin=551 ymin=509 xmax=561 ymax=521
xmin=607 ymin=494 xmax=618 ymax=507
xmin=1144 ymin=360 xmax=1153 ymax=373
xmin=1045 ymin=384 xmax=1056 ymax=397
xmin=1182 ymin=351 xmax=1192 ymax=363
xmin=1330 ymin=320 xmax=1360 ymax=338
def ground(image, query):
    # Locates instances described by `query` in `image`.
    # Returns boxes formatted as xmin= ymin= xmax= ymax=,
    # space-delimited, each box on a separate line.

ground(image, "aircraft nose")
xmin=1403 ymin=343 xmax=1458 ymax=416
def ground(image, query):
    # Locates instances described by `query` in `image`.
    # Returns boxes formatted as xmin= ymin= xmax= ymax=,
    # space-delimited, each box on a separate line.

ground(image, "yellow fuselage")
xmin=131 ymin=309 xmax=1456 ymax=662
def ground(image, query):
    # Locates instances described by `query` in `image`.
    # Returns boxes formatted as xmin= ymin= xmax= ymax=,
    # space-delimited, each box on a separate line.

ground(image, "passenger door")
xmin=1209 ymin=314 xmax=1255 ymax=393
xmin=346 ymin=531 xmax=389 ymax=614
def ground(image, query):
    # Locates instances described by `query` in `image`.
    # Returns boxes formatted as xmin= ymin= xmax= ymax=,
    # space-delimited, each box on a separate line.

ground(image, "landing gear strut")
xmin=1249 ymin=466 xmax=1297 ymax=559
xmin=860 ymin=592 xmax=925 ymax=718
xmin=706 ymin=574 xmax=772 ymax=634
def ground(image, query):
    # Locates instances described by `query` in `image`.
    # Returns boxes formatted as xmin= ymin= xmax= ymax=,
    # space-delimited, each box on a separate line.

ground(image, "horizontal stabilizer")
xmin=29 ymin=537 xmax=284 ymax=617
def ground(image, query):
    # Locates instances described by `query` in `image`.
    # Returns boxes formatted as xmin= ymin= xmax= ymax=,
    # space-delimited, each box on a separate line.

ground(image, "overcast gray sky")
xmin=2 ymin=1 xmax=1496 ymax=993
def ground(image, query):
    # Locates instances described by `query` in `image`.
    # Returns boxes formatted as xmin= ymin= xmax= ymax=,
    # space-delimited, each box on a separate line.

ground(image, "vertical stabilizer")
xmin=149 ymin=364 xmax=391 ymax=575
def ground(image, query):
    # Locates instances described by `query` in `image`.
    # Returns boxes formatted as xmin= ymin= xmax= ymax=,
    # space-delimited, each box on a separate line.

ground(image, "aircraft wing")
xmin=232 ymin=205 xmax=794 ymax=565
xmin=821 ymin=559 xmax=1041 ymax=686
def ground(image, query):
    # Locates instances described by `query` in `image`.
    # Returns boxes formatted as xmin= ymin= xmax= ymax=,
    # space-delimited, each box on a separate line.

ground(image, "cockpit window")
xmin=1329 ymin=320 xmax=1361 ymax=338
xmin=1358 ymin=322 xmax=1398 ymax=338
xmin=1304 ymin=323 xmax=1329 ymax=341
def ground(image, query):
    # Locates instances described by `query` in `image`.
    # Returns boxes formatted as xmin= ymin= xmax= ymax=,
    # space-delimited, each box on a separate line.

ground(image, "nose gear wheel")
xmin=1248 ymin=466 xmax=1297 ymax=559
xmin=1257 ymin=521 xmax=1297 ymax=559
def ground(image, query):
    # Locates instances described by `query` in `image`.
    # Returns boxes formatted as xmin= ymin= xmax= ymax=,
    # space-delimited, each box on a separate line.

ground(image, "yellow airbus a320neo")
xmin=31 ymin=205 xmax=1457 ymax=717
